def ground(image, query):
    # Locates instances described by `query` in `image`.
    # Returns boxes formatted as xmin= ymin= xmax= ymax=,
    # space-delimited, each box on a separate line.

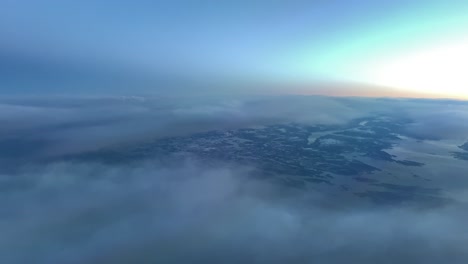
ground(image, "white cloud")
xmin=0 ymin=160 xmax=467 ymax=264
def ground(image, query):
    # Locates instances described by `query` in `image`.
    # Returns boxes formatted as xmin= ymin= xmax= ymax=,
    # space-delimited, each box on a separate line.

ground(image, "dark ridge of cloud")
xmin=0 ymin=50 xmax=177 ymax=96
xmin=0 ymin=160 xmax=467 ymax=264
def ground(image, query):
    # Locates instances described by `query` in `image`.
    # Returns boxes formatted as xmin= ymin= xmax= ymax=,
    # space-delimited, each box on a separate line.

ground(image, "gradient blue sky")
xmin=1 ymin=0 xmax=468 ymax=97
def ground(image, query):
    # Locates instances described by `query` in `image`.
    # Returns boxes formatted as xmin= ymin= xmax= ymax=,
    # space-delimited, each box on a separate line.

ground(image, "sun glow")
xmin=368 ymin=39 xmax=468 ymax=99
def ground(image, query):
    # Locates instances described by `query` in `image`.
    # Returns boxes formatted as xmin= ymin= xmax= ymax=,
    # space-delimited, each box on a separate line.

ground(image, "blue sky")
xmin=1 ymin=0 xmax=468 ymax=97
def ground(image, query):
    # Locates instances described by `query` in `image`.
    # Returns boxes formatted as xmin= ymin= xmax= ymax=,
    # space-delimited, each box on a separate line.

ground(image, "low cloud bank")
xmin=406 ymin=107 xmax=468 ymax=141
xmin=0 ymin=95 xmax=367 ymax=159
xmin=1 ymin=95 xmax=468 ymax=160
xmin=0 ymin=160 xmax=467 ymax=264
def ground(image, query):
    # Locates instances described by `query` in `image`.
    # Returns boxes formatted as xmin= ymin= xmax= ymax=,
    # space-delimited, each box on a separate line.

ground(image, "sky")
xmin=1 ymin=0 xmax=468 ymax=98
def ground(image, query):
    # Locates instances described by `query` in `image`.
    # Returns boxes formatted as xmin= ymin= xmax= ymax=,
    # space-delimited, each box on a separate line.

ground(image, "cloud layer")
xmin=2 ymin=95 xmax=468 ymax=263
xmin=1 ymin=160 xmax=468 ymax=264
